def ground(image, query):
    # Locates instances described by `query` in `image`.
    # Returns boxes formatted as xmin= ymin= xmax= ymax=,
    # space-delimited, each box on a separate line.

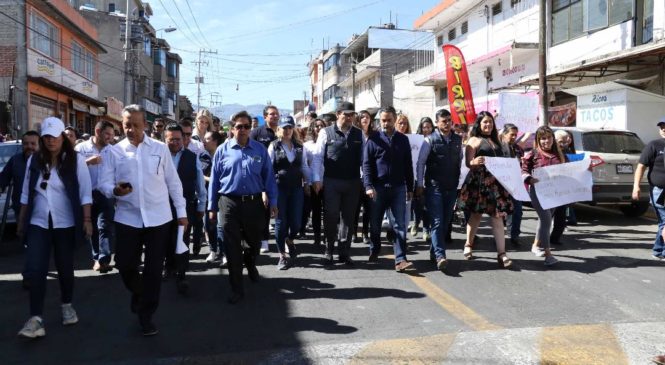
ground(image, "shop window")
xmin=29 ymin=94 xmax=56 ymax=130
xmin=30 ymin=11 xmax=60 ymax=60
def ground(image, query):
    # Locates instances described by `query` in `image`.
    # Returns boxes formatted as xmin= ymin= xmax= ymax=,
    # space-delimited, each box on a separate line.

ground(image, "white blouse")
xmin=20 ymin=154 xmax=92 ymax=229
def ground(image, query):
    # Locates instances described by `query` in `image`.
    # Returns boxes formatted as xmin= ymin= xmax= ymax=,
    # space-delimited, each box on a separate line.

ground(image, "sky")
xmin=147 ymin=0 xmax=441 ymax=112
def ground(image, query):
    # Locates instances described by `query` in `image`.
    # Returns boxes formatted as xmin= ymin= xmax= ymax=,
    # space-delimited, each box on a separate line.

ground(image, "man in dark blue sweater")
xmin=363 ymin=106 xmax=414 ymax=272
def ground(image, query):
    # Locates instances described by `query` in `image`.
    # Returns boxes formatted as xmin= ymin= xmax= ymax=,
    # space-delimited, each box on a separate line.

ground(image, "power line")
xmin=168 ymin=0 xmax=209 ymax=48
xmin=183 ymin=0 xmax=212 ymax=47
xmin=154 ymin=0 xmax=204 ymax=48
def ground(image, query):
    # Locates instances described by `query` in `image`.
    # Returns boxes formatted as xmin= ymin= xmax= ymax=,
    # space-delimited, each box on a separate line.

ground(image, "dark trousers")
xmin=219 ymin=195 xmax=265 ymax=295
xmin=323 ymin=177 xmax=361 ymax=258
xmin=165 ymin=205 xmax=198 ymax=278
xmin=354 ymin=182 xmax=371 ymax=238
xmin=310 ymin=186 xmax=324 ymax=244
xmin=90 ymin=190 xmax=114 ymax=264
xmin=551 ymin=205 xmax=567 ymax=244
xmin=412 ymin=192 xmax=430 ymax=232
xmin=24 ymin=224 xmax=75 ymax=316
xmin=115 ymin=221 xmax=171 ymax=320
xmin=187 ymin=207 xmax=204 ymax=252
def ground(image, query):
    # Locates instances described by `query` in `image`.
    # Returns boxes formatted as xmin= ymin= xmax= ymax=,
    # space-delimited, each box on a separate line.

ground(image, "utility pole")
xmin=351 ymin=64 xmax=357 ymax=106
xmin=123 ymin=0 xmax=131 ymax=105
xmin=538 ymin=0 xmax=548 ymax=126
xmin=193 ymin=48 xmax=217 ymax=110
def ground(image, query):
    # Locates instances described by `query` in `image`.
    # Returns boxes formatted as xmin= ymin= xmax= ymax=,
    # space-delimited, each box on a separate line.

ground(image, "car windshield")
xmin=0 ymin=144 xmax=21 ymax=170
xmin=581 ymin=131 xmax=645 ymax=154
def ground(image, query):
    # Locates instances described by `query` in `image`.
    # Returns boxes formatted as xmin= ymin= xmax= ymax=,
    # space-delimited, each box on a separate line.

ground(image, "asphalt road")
xmin=0 ymin=204 xmax=663 ymax=365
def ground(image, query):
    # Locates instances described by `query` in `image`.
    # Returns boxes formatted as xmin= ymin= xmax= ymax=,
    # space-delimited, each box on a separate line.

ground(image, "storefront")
xmin=141 ymin=97 xmax=162 ymax=124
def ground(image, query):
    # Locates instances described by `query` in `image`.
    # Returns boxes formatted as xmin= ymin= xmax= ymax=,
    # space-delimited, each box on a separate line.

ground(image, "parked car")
xmin=0 ymin=141 xmax=23 ymax=224
xmin=517 ymin=127 xmax=650 ymax=217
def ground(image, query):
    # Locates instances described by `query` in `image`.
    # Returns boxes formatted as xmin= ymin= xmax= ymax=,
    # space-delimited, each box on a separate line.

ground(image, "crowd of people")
xmin=1 ymin=101 xmax=662 ymax=341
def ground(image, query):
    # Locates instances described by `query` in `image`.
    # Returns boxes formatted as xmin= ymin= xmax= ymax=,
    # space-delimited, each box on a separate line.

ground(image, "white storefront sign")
xmin=576 ymin=89 xmax=626 ymax=130
xmin=141 ymin=98 xmax=161 ymax=116
xmin=27 ymin=49 xmax=99 ymax=99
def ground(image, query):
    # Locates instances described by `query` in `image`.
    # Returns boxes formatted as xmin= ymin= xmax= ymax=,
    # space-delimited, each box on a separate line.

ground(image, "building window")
xmin=492 ymin=2 xmax=502 ymax=16
xmin=448 ymin=28 xmax=456 ymax=41
xmin=436 ymin=35 xmax=444 ymax=47
xmin=29 ymin=11 xmax=60 ymax=60
xmin=553 ymin=0 xmax=632 ymax=45
xmin=108 ymin=3 xmax=115 ymax=12
xmin=438 ymin=87 xmax=448 ymax=101
xmin=71 ymin=41 xmax=95 ymax=81
xmin=167 ymin=59 xmax=177 ymax=77
xmin=30 ymin=94 xmax=57 ymax=130
xmin=154 ymin=49 xmax=166 ymax=67
xmin=511 ymin=0 xmax=522 ymax=6
xmin=324 ymin=53 xmax=339 ymax=72
xmin=461 ymin=21 xmax=468 ymax=35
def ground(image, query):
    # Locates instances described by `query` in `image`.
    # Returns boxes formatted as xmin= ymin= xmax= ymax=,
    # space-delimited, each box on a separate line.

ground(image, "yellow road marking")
xmin=348 ymin=333 xmax=456 ymax=365
xmin=540 ymin=324 xmax=629 ymax=365
xmin=408 ymin=274 xmax=501 ymax=331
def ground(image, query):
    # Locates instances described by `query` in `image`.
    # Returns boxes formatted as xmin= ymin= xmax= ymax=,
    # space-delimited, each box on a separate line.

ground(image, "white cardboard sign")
xmin=533 ymin=158 xmax=593 ymax=209
xmin=484 ymin=157 xmax=531 ymax=202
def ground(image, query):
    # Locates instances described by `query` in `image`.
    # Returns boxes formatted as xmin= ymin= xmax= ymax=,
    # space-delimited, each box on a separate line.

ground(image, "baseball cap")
xmin=336 ymin=101 xmax=355 ymax=114
xmin=41 ymin=117 xmax=65 ymax=137
xmin=657 ymin=116 xmax=665 ymax=126
xmin=279 ymin=116 xmax=295 ymax=128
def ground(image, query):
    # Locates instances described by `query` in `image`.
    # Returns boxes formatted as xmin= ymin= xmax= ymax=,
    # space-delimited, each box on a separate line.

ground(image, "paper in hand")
xmin=175 ymin=225 xmax=188 ymax=254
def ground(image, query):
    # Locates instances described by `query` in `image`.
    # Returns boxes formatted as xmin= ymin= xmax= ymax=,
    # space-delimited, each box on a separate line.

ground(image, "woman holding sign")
xmin=457 ymin=111 xmax=513 ymax=268
xmin=521 ymin=126 xmax=566 ymax=266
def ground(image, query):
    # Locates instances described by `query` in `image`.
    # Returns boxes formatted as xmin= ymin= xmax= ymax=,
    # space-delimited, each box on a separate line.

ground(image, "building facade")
xmin=0 ymin=0 xmax=107 ymax=135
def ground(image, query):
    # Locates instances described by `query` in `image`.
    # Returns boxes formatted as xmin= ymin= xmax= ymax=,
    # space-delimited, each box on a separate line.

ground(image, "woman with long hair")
xmin=353 ymin=110 xmax=374 ymax=244
xmin=16 ymin=117 xmax=92 ymax=338
xmin=303 ymin=118 xmax=326 ymax=246
xmin=267 ymin=116 xmax=311 ymax=270
xmin=193 ymin=109 xmax=212 ymax=142
xmin=522 ymin=126 xmax=566 ymax=266
xmin=499 ymin=123 xmax=524 ymax=247
xmin=411 ymin=117 xmax=434 ymax=241
xmin=457 ymin=111 xmax=513 ymax=268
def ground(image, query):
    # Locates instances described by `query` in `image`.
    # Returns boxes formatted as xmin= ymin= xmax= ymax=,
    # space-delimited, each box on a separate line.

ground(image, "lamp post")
xmin=155 ymin=26 xmax=177 ymax=38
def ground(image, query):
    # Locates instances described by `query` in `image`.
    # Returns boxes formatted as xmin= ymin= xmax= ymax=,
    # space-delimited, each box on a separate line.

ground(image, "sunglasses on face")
xmin=183 ymin=133 xmax=192 ymax=137
xmin=234 ymin=124 xmax=251 ymax=130
xmin=40 ymin=171 xmax=50 ymax=190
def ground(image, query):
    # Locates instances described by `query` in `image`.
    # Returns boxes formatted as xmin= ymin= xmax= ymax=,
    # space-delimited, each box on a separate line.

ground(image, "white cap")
xmin=41 ymin=117 xmax=65 ymax=137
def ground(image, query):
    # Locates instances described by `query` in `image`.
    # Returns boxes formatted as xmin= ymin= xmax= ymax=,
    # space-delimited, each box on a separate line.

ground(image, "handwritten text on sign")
xmin=484 ymin=157 xmax=530 ymax=202
xmin=533 ymin=158 xmax=592 ymax=210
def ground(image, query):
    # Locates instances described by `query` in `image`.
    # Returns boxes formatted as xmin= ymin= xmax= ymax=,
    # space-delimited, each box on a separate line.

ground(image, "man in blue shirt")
xmin=363 ymin=106 xmax=414 ymax=272
xmin=208 ymin=110 xmax=278 ymax=304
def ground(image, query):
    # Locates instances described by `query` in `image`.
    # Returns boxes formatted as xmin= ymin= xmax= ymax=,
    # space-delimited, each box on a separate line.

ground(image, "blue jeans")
xmin=426 ymin=185 xmax=457 ymax=260
xmin=206 ymin=210 xmax=224 ymax=254
xmin=650 ymin=186 xmax=665 ymax=257
xmin=275 ymin=185 xmax=304 ymax=254
xmin=24 ymin=224 xmax=76 ymax=316
xmin=91 ymin=190 xmax=114 ymax=264
xmin=370 ymin=185 xmax=408 ymax=263
xmin=508 ymin=198 xmax=523 ymax=240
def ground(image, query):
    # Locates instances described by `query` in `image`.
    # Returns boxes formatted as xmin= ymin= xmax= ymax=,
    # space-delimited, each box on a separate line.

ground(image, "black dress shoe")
xmin=323 ymin=253 xmax=334 ymax=266
xmin=368 ymin=253 xmax=379 ymax=262
xmin=227 ymin=293 xmax=244 ymax=304
xmin=141 ymin=321 xmax=159 ymax=336
xmin=510 ymin=238 xmax=521 ymax=246
xmin=247 ymin=265 xmax=260 ymax=282
xmin=339 ymin=256 xmax=355 ymax=266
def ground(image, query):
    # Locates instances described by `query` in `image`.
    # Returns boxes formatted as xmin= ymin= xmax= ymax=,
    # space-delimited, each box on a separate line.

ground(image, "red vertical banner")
xmin=443 ymin=44 xmax=476 ymax=125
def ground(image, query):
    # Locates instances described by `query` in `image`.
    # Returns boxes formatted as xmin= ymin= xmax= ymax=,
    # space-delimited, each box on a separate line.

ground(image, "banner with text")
xmin=443 ymin=44 xmax=476 ymax=125
xmin=484 ymin=157 xmax=530 ymax=201
xmin=533 ymin=158 xmax=592 ymax=209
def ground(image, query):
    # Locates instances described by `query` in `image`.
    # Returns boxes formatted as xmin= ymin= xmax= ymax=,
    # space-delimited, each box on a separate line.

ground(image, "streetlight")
xmin=155 ymin=27 xmax=177 ymax=38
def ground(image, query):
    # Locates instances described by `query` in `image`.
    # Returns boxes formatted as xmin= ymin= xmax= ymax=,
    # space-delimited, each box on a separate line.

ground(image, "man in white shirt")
xmin=179 ymin=118 xmax=208 ymax=255
xmin=99 ymin=104 xmax=188 ymax=336
xmin=75 ymin=120 xmax=115 ymax=274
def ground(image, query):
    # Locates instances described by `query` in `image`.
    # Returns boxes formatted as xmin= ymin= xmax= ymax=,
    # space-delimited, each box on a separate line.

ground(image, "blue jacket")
xmin=0 ymin=152 xmax=28 ymax=212
xmin=362 ymin=130 xmax=414 ymax=192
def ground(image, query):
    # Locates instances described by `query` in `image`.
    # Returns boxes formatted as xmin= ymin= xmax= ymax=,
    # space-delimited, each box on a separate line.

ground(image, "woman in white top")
xmin=16 ymin=117 xmax=92 ymax=339
xmin=303 ymin=119 xmax=326 ymax=246
xmin=267 ymin=116 xmax=311 ymax=270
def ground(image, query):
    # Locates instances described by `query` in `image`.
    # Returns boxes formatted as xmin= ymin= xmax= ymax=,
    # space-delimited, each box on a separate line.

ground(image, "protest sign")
xmin=407 ymin=134 xmax=424 ymax=179
xmin=484 ymin=157 xmax=530 ymax=201
xmin=533 ymin=158 xmax=592 ymax=209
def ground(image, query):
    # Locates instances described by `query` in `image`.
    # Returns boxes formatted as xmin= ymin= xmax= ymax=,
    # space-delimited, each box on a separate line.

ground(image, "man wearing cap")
xmin=633 ymin=117 xmax=665 ymax=262
xmin=250 ymin=105 xmax=280 ymax=253
xmin=209 ymin=111 xmax=278 ymax=304
xmin=99 ymin=104 xmax=188 ymax=336
xmin=75 ymin=121 xmax=116 ymax=274
xmin=312 ymin=101 xmax=363 ymax=265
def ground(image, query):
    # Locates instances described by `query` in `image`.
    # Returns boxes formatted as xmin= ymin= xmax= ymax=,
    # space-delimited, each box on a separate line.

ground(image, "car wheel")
xmin=619 ymin=202 xmax=649 ymax=217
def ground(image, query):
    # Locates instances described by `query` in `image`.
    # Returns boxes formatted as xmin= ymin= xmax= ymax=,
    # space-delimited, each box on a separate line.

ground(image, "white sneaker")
xmin=18 ymin=316 xmax=45 ymax=338
xmin=260 ymin=240 xmax=269 ymax=253
xmin=220 ymin=255 xmax=228 ymax=268
xmin=531 ymin=246 xmax=545 ymax=257
xmin=205 ymin=251 xmax=218 ymax=263
xmin=422 ymin=231 xmax=429 ymax=241
xmin=62 ymin=303 xmax=78 ymax=325
xmin=409 ymin=225 xmax=418 ymax=237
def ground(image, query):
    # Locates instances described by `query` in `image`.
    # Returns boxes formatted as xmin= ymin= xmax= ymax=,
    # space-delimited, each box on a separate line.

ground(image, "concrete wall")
xmin=393 ymin=69 xmax=437 ymax=128
xmin=0 ymin=1 xmax=27 ymax=134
